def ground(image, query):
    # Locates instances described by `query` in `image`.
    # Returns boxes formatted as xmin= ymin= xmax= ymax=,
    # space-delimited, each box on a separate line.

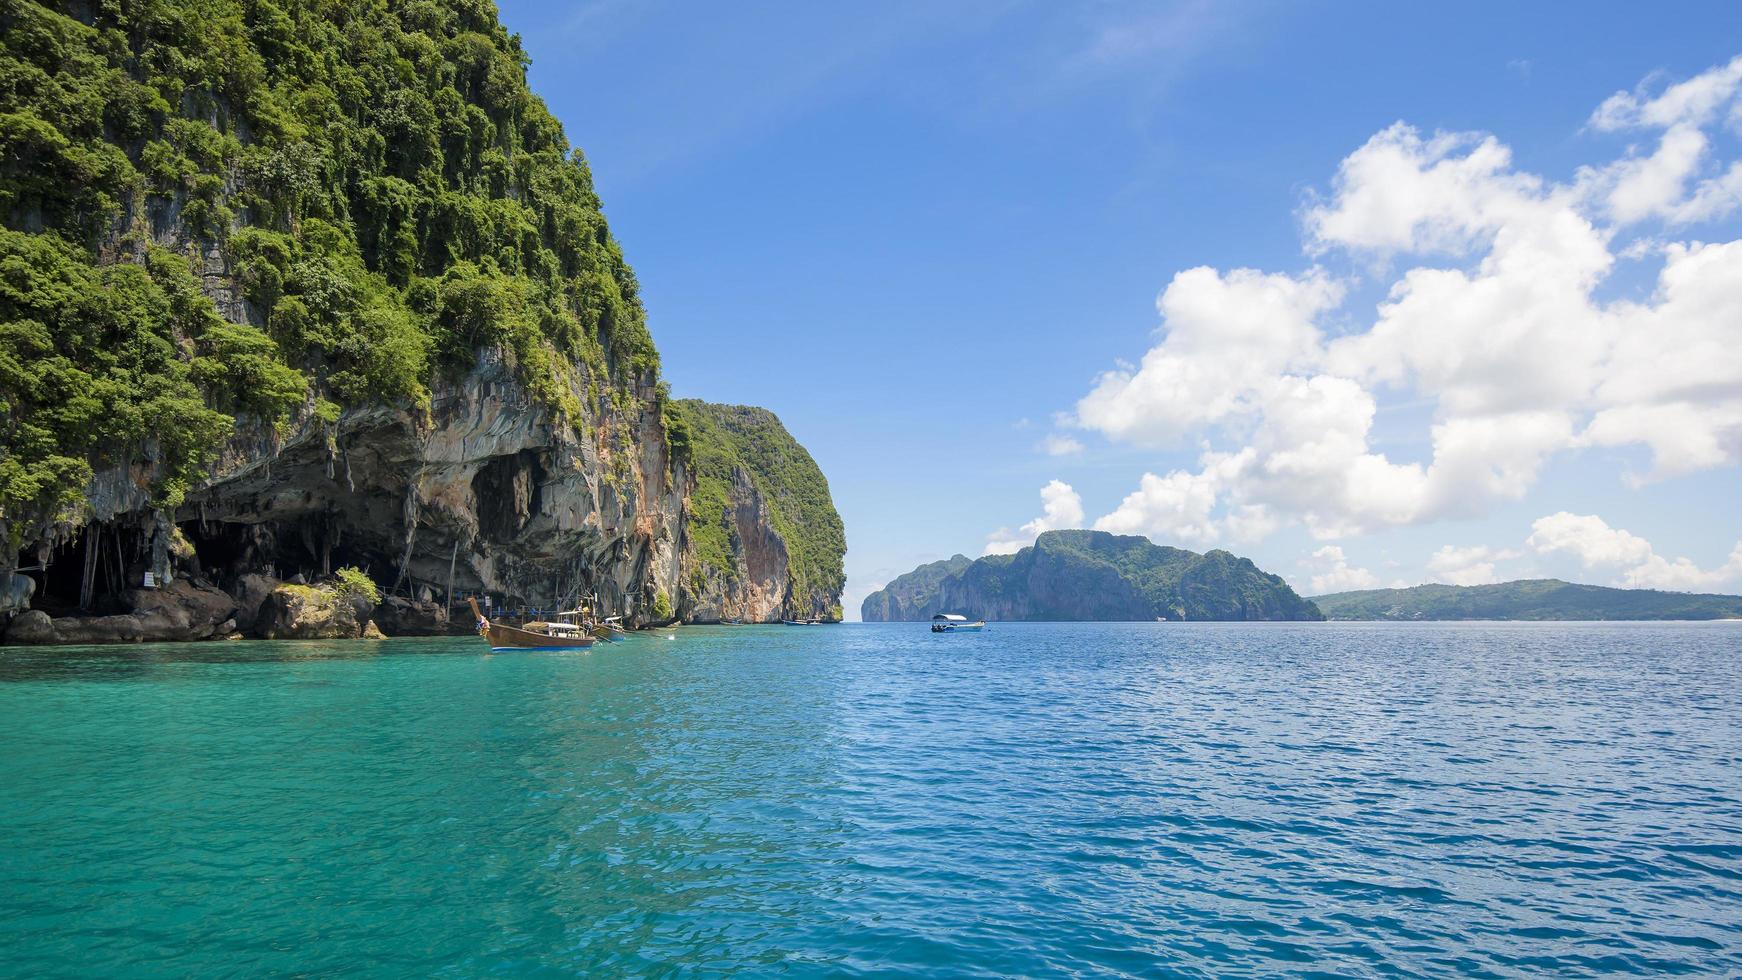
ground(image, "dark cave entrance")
xmin=473 ymin=450 xmax=546 ymax=542
xmin=176 ymin=515 xmax=396 ymax=589
xmin=14 ymin=523 xmax=150 ymax=615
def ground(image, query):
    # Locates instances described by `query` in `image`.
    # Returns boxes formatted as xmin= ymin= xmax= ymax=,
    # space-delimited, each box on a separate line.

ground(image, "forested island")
xmin=862 ymin=530 xmax=1323 ymax=622
xmin=0 ymin=0 xmax=844 ymax=644
xmin=1313 ymin=579 xmax=1742 ymax=621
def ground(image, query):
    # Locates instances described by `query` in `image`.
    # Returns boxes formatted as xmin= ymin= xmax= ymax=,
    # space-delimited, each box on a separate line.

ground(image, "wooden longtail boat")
xmin=467 ymin=598 xmax=595 ymax=651
xmin=589 ymin=615 xmax=629 ymax=643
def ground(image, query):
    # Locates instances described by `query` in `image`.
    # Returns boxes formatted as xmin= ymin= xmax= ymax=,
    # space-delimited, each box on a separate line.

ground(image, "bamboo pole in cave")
xmin=78 ymin=526 xmax=100 ymax=610
xmin=446 ymin=539 xmax=459 ymax=617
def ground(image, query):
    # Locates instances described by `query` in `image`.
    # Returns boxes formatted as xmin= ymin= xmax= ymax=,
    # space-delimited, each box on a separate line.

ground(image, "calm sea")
xmin=1 ymin=622 xmax=1738 ymax=976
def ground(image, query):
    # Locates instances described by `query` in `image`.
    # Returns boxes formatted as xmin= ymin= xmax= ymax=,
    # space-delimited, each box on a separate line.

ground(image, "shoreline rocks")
xmin=1 ymin=580 xmax=240 ymax=645
xmin=253 ymin=584 xmax=377 ymax=640
xmin=372 ymin=596 xmax=451 ymax=636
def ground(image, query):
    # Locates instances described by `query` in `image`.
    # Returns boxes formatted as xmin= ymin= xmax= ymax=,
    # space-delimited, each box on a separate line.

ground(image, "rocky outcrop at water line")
xmin=254 ymin=584 xmax=377 ymax=640
xmin=372 ymin=596 xmax=453 ymax=637
xmin=2 ymin=580 xmax=239 ymax=645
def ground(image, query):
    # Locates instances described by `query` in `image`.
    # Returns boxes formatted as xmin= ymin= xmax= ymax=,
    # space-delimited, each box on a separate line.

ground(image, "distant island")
xmin=862 ymin=530 xmax=1323 ymax=622
xmin=1313 ymin=579 xmax=1742 ymax=621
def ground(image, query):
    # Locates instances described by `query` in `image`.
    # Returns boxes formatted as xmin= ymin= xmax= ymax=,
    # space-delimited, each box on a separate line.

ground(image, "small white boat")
xmin=931 ymin=613 xmax=985 ymax=633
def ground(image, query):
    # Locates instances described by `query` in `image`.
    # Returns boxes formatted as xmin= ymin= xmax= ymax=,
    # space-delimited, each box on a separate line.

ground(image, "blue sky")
xmin=501 ymin=1 xmax=1742 ymax=615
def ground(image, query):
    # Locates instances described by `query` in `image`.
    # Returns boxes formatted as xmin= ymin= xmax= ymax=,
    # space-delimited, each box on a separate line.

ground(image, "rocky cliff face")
xmin=669 ymin=402 xmax=846 ymax=623
xmin=0 ymin=0 xmax=845 ymax=642
xmin=5 ymin=358 xmax=844 ymax=641
xmin=862 ymin=530 xmax=1322 ymax=622
xmin=859 ymin=554 xmax=972 ymax=622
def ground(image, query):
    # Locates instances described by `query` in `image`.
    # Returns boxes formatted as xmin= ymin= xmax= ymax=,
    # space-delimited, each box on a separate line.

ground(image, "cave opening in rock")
xmin=174 ymin=517 xmax=396 ymax=592
xmin=17 ymin=523 xmax=148 ymax=616
xmin=176 ymin=521 xmax=257 ymax=583
xmin=473 ymin=450 xmax=546 ymax=542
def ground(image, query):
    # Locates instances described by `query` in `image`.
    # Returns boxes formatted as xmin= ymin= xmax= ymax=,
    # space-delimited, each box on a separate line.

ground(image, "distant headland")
xmin=1312 ymin=579 xmax=1742 ymax=621
xmin=861 ymin=530 xmax=1323 ymax=622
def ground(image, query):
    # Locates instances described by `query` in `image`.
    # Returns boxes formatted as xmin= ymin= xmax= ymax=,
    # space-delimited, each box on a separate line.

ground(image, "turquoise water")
xmin=1 ymin=622 xmax=1739 ymax=976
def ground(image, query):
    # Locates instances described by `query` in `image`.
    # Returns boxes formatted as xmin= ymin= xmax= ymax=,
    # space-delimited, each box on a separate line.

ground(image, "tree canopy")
xmin=0 ymin=0 xmax=657 ymax=539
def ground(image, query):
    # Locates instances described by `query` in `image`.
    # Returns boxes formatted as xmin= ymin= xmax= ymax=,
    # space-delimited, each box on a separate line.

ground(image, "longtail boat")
xmin=589 ymin=615 xmax=629 ymax=643
xmin=468 ymin=598 xmax=595 ymax=651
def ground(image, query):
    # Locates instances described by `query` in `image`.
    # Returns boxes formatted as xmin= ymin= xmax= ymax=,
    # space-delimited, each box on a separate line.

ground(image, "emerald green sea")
xmin=2 ymin=623 xmax=1739 ymax=976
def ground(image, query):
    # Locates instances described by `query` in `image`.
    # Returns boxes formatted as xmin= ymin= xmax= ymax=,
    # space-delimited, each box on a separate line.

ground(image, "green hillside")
xmin=862 ymin=529 xmax=1323 ymax=622
xmin=1313 ymin=579 xmax=1742 ymax=620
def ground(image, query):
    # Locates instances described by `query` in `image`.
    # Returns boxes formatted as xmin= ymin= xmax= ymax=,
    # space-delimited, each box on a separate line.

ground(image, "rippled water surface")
xmin=2 ymin=622 xmax=1740 ymax=976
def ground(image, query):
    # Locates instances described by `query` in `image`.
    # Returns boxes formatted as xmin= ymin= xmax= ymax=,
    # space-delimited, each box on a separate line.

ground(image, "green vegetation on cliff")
xmin=0 ymin=0 xmax=655 ymax=535
xmin=863 ymin=530 xmax=1322 ymax=622
xmin=1313 ymin=579 xmax=1742 ymax=620
xmin=668 ymin=400 xmax=845 ymax=609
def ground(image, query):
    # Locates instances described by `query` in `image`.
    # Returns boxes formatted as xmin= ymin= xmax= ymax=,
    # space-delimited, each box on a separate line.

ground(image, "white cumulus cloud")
xmin=984 ymin=480 xmax=1085 ymax=555
xmin=1092 ymin=466 xmax=1227 ymax=544
xmin=1039 ymin=434 xmax=1085 ymax=456
xmin=1526 ymin=511 xmax=1742 ymax=591
xmin=1426 ymin=544 xmax=1519 ymax=586
xmin=1076 ymin=267 xmax=1343 ymax=446
xmin=1300 ymin=545 xmax=1379 ymax=594
xmin=1071 ymin=55 xmax=1742 ymax=544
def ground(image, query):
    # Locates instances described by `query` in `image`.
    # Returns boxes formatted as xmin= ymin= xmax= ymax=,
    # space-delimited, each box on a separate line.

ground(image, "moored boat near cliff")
xmin=467 ymin=598 xmax=594 ymax=652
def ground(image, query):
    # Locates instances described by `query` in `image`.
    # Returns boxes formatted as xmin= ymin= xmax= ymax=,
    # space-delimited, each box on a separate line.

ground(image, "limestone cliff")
xmin=669 ymin=402 xmax=845 ymax=623
xmin=862 ymin=530 xmax=1323 ymax=622
xmin=0 ymin=0 xmax=845 ymax=641
xmin=5 ymin=334 xmax=851 ymax=641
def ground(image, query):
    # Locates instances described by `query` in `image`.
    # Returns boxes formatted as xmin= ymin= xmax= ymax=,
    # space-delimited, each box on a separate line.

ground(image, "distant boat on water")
xmin=781 ymin=618 xmax=822 ymax=626
xmin=931 ymin=613 xmax=985 ymax=633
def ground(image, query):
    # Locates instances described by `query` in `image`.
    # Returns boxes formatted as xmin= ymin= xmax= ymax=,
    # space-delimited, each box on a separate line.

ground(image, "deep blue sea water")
xmin=1 ymin=622 xmax=1739 ymax=977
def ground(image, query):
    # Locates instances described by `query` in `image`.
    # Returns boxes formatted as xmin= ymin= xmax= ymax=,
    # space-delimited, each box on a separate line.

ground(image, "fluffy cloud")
xmin=1527 ymin=511 xmax=1742 ymax=591
xmin=1526 ymin=512 xmax=1655 ymax=567
xmin=1589 ymin=55 xmax=1742 ymax=131
xmin=1300 ymin=545 xmax=1378 ymax=594
xmin=1073 ymin=56 xmax=1742 ymax=542
xmin=1093 ymin=465 xmax=1228 ymax=544
xmin=1076 ymin=267 xmax=1343 ymax=446
xmin=984 ymin=480 xmax=1084 ymax=555
xmin=1426 ymin=544 xmax=1518 ymax=586
xmin=1039 ymin=434 xmax=1085 ymax=456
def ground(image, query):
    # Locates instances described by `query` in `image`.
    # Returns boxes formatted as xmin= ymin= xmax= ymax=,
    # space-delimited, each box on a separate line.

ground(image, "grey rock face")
xmin=4 ymin=610 xmax=56 ymax=645
xmin=373 ymin=597 xmax=450 ymax=636
xmin=19 ymin=581 xmax=240 ymax=644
